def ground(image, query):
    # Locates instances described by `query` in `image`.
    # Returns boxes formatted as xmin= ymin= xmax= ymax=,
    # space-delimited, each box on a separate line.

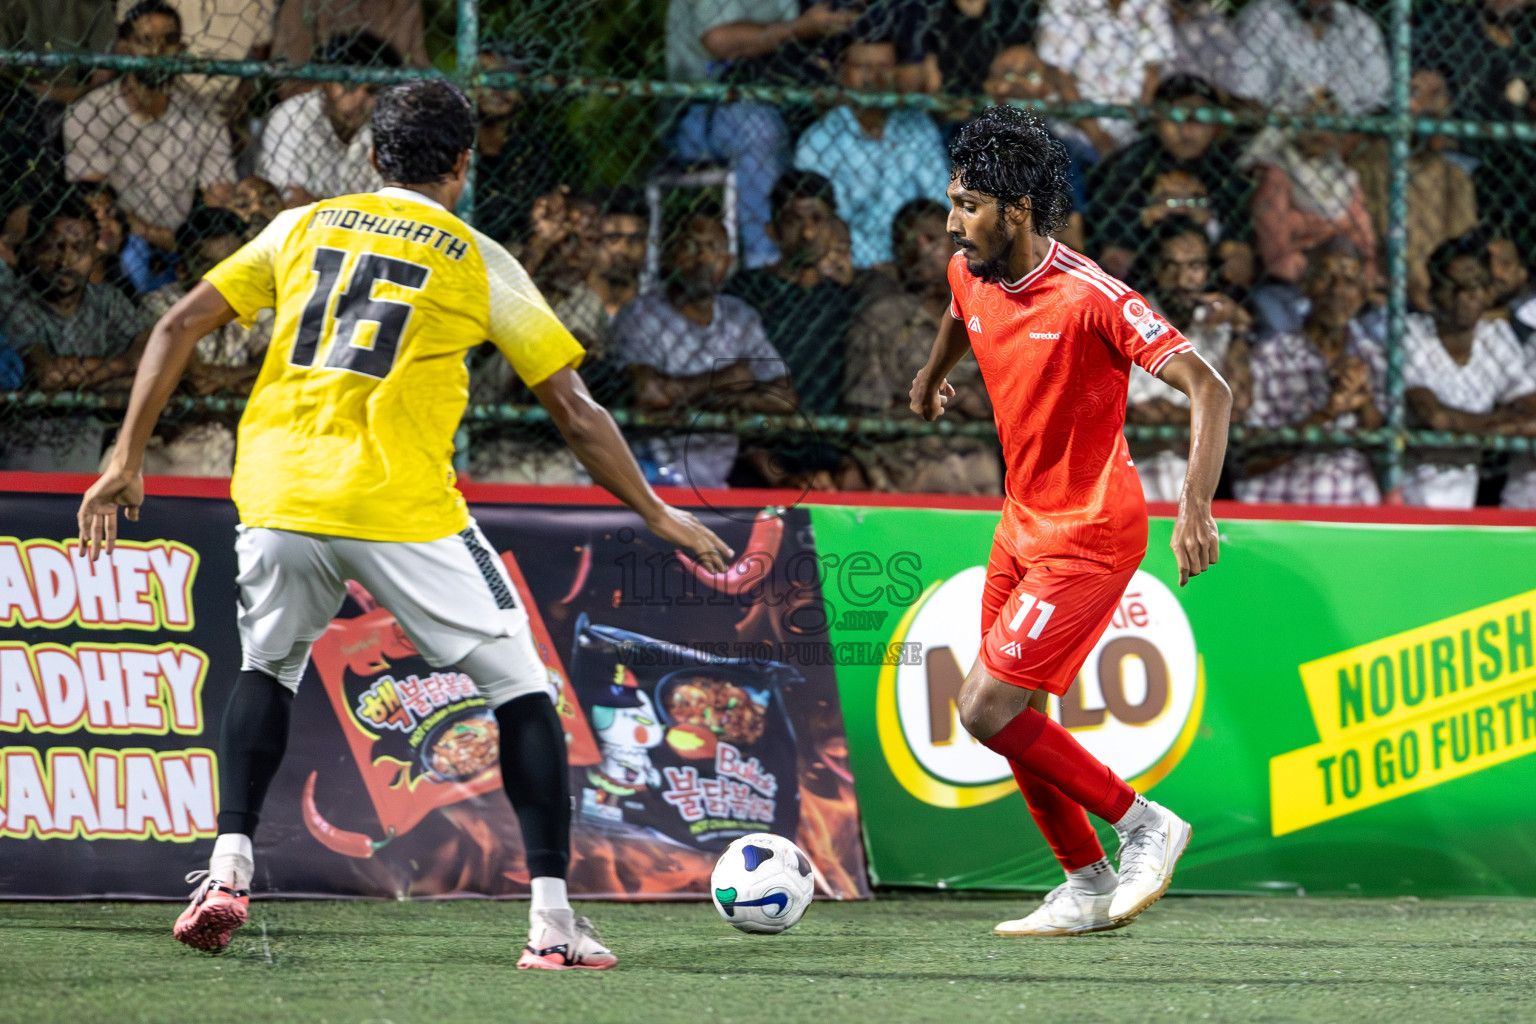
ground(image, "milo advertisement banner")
xmin=0 ymin=486 xmax=869 ymax=900
xmin=811 ymin=505 xmax=1536 ymax=897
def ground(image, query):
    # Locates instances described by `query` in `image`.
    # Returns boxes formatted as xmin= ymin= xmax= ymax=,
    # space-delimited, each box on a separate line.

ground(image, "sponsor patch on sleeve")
xmin=1122 ymin=298 xmax=1168 ymax=343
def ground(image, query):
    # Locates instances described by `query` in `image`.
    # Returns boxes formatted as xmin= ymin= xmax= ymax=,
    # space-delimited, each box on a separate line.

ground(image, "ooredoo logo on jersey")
xmin=875 ymin=567 xmax=1204 ymax=808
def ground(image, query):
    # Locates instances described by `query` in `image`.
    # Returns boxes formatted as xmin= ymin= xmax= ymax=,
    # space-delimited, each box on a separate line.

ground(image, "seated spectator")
xmin=1087 ymin=74 xmax=1251 ymax=283
xmin=794 ymin=40 xmax=951 ymax=268
xmin=1484 ymin=219 xmax=1536 ymax=345
xmin=76 ymin=181 xmax=135 ymax=298
xmin=820 ymin=214 xmax=898 ymax=303
xmin=1036 ymin=0 xmax=1175 ymax=151
xmin=467 ymin=186 xmax=620 ymax=486
xmin=143 ymin=207 xmax=270 ymax=392
xmin=472 ymin=42 xmax=569 ymax=246
xmin=844 ymin=198 xmax=1001 ymax=495
xmin=980 ymin=43 xmax=1100 ymax=250
xmin=613 ymin=212 xmax=793 ymax=490
xmin=77 ymin=178 xmax=181 ymax=297
xmin=1237 ymin=239 xmax=1385 ymax=505
xmin=548 ymin=187 xmax=645 ymax=404
xmin=114 ymin=0 xmax=276 ymax=117
xmin=1126 ymin=218 xmax=1252 ymax=502
xmin=115 ymin=207 xmax=270 ymax=476
xmin=892 ymin=0 xmax=1037 ymax=98
xmin=256 ymin=33 xmax=400 ymax=208
xmin=1230 ymin=0 xmax=1389 ymax=115
xmin=724 ymin=170 xmax=859 ymax=413
xmin=519 ymin=186 xmax=602 ymax=303
xmin=64 ymin=2 xmax=236 ymax=256
xmin=229 ymin=175 xmax=283 ymax=238
xmin=0 ymin=191 xmax=148 ymax=471
xmin=272 ymin=0 xmax=427 ymax=99
xmin=1402 ymin=235 xmax=1536 ymax=508
xmin=1166 ymin=0 xmax=1247 ymax=99
xmin=667 ymin=0 xmax=855 ymax=269
xmin=1349 ymin=67 xmax=1478 ymax=312
xmin=1241 ymin=93 xmax=1378 ymax=336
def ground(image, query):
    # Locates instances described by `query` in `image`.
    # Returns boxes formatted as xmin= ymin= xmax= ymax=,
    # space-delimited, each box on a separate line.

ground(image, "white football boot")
xmin=993 ymin=881 xmax=1121 ymax=936
xmin=1109 ymin=800 xmax=1193 ymax=924
xmin=517 ymin=909 xmax=618 ymax=970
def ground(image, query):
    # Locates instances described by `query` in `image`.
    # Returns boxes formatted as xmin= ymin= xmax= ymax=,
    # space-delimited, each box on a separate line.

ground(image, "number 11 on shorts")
xmin=1008 ymin=593 xmax=1056 ymax=640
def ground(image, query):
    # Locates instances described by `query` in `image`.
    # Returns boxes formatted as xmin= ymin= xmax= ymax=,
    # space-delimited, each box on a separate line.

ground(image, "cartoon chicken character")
xmin=586 ymin=664 xmax=664 ymax=798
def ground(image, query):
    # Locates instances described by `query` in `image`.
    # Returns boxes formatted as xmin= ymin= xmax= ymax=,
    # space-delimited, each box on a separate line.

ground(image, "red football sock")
xmin=1010 ymin=763 xmax=1105 ymax=871
xmin=982 ymin=707 xmax=1136 ymax=822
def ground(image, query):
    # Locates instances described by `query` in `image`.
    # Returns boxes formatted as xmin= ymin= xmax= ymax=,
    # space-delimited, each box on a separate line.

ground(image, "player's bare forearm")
xmin=1157 ymin=352 xmax=1231 ymax=586
xmin=534 ymin=366 xmax=734 ymax=574
xmin=922 ymin=312 xmax=971 ymax=383
xmin=911 ymin=314 xmax=972 ymax=420
xmin=112 ymin=282 xmax=240 ymax=473
xmin=77 ymin=282 xmax=241 ymax=560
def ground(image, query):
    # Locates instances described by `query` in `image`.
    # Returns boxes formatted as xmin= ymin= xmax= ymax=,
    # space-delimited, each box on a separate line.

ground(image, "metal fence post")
xmin=452 ymin=0 xmax=479 ymax=476
xmin=1383 ymin=0 xmax=1412 ymax=496
xmin=456 ymin=0 xmax=479 ymax=228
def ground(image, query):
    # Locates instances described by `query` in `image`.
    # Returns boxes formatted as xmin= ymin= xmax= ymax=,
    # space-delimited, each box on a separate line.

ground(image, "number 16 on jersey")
xmin=293 ymin=247 xmax=431 ymax=379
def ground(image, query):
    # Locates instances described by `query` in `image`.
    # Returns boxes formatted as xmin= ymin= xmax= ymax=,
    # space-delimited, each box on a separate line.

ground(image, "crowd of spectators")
xmin=6 ymin=0 xmax=1536 ymax=508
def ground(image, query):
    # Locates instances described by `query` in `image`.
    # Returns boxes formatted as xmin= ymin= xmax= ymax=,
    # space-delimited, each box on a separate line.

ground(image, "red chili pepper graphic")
xmin=559 ymin=543 xmax=593 ymax=604
xmin=302 ymin=771 xmax=393 ymax=859
xmin=676 ymin=511 xmax=784 ymax=595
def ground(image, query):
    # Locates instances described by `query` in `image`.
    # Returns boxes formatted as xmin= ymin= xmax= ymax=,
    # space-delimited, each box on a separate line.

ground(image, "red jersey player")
xmin=911 ymin=107 xmax=1231 ymax=936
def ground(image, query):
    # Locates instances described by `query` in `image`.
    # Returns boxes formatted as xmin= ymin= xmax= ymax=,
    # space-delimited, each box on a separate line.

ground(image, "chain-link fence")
xmin=4 ymin=0 xmax=1536 ymax=506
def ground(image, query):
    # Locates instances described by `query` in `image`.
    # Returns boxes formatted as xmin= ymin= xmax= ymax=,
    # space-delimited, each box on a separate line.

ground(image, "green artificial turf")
xmin=4 ymin=893 xmax=1533 ymax=1024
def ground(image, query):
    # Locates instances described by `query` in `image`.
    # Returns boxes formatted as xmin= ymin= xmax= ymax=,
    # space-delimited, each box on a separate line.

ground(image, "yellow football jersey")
xmin=205 ymin=188 xmax=583 ymax=542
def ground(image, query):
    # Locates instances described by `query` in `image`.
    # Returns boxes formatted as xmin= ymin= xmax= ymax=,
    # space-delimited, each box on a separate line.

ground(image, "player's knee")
xmin=239 ymin=652 xmax=303 ymax=694
xmin=957 ymin=662 xmax=999 ymax=739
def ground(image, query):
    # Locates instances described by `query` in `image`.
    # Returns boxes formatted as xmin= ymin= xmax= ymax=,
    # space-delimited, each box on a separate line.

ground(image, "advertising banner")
xmin=0 ymin=490 xmax=869 ymax=900
xmin=810 ymin=505 xmax=1536 ymax=897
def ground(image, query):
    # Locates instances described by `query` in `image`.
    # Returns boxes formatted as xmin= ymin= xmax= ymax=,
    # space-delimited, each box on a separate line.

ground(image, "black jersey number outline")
xmin=291 ymin=247 xmax=430 ymax=378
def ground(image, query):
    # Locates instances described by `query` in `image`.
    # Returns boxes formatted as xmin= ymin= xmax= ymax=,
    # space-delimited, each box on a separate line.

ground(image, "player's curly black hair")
xmin=949 ymin=106 xmax=1072 ymax=237
xmin=372 ymin=79 xmax=476 ymax=186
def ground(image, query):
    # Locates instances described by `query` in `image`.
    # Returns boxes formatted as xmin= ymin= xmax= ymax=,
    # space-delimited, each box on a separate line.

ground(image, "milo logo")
xmin=876 ymin=567 xmax=1203 ymax=808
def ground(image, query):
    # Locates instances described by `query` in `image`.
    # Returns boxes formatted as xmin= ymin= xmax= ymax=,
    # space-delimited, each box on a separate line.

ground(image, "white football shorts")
xmin=234 ymin=520 xmax=548 ymax=706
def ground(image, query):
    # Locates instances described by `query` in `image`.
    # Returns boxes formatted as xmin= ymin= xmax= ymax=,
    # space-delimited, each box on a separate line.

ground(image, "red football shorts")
xmin=979 ymin=536 xmax=1139 ymax=696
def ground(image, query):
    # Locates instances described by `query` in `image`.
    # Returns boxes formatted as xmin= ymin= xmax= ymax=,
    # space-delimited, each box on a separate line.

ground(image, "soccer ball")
xmin=710 ymin=833 xmax=816 ymax=934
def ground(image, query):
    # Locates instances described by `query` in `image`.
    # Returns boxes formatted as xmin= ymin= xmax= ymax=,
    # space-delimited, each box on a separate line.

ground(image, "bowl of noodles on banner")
xmin=417 ymin=709 xmax=501 ymax=784
xmin=568 ymin=615 xmax=802 ymax=850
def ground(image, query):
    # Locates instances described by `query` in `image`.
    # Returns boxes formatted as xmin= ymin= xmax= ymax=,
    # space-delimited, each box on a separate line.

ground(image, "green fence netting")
xmin=4 ymin=0 xmax=1536 ymax=505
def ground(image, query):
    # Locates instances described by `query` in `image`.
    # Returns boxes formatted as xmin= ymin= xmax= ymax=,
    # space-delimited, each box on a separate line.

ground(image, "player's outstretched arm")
xmin=910 ymin=312 xmax=971 ymax=421
xmin=1158 ymin=351 xmax=1233 ymax=588
xmin=532 ymin=366 xmax=734 ymax=574
xmin=77 ymin=282 xmax=239 ymax=561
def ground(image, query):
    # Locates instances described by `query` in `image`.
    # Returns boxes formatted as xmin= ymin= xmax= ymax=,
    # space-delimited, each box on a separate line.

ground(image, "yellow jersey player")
xmin=77 ymin=79 xmax=732 ymax=969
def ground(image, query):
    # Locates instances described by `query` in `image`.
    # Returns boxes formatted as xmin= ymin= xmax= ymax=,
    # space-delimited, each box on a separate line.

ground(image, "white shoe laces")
xmin=1117 ymin=820 xmax=1164 ymax=883
xmin=1039 ymin=882 xmax=1074 ymax=908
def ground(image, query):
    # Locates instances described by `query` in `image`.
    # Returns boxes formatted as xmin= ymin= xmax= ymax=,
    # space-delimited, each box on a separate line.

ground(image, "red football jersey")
xmin=948 ymin=240 xmax=1192 ymax=569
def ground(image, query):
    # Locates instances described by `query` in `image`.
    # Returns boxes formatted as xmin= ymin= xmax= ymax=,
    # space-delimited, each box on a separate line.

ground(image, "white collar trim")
xmin=376 ymin=186 xmax=446 ymax=211
xmin=1000 ymin=240 xmax=1060 ymax=292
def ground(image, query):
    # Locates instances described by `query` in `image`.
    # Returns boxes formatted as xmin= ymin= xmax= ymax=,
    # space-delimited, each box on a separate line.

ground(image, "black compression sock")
xmin=215 ymin=669 xmax=293 ymax=836
xmin=493 ymin=693 xmax=571 ymax=879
